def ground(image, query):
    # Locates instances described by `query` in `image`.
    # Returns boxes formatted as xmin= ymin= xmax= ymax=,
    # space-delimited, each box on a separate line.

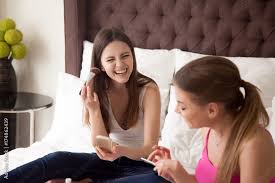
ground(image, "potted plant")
xmin=0 ymin=17 xmax=27 ymax=88
xmin=0 ymin=17 xmax=27 ymax=106
xmin=0 ymin=18 xmax=27 ymax=154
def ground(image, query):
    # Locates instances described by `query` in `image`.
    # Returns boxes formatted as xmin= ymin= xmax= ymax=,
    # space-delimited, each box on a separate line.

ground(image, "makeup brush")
xmin=79 ymin=67 xmax=101 ymax=95
xmin=86 ymin=67 xmax=101 ymax=83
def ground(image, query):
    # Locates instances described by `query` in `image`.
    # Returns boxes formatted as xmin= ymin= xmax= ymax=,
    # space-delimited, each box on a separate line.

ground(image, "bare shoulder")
xmin=239 ymin=127 xmax=275 ymax=179
xmin=143 ymin=82 xmax=160 ymax=98
xmin=144 ymin=82 xmax=159 ymax=91
xmin=142 ymin=82 xmax=160 ymax=108
xmin=241 ymin=127 xmax=275 ymax=155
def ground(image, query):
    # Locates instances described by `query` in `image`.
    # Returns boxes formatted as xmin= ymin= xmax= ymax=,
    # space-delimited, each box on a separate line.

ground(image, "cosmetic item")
xmin=141 ymin=157 xmax=155 ymax=166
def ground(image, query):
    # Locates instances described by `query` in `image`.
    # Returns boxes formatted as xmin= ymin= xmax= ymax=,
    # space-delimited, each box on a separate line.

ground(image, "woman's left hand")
xmin=95 ymin=145 xmax=125 ymax=161
xmin=153 ymin=159 xmax=181 ymax=183
xmin=148 ymin=145 xmax=171 ymax=163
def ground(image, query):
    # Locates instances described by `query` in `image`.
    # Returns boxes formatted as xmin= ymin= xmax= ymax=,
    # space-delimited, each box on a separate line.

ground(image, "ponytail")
xmin=216 ymin=80 xmax=269 ymax=183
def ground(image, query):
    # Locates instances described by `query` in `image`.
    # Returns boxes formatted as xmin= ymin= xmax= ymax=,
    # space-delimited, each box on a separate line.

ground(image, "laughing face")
xmin=101 ymin=40 xmax=134 ymax=86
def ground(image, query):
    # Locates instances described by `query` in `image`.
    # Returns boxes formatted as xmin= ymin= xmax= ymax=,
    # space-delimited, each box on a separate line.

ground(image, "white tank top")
xmin=108 ymin=87 xmax=147 ymax=148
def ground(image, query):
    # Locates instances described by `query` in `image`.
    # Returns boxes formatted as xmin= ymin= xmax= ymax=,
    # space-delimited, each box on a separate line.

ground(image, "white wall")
xmin=0 ymin=0 xmax=65 ymax=146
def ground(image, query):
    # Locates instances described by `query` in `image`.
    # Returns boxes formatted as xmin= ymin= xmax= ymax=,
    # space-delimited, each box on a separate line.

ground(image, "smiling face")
xmin=174 ymin=85 xmax=211 ymax=128
xmin=100 ymin=40 xmax=134 ymax=86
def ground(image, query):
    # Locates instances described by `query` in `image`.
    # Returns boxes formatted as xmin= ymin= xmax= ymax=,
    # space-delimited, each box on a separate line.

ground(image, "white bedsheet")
xmin=0 ymin=125 xmax=94 ymax=175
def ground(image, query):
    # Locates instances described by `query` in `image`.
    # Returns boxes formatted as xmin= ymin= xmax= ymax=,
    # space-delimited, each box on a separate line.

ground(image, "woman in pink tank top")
xmin=147 ymin=56 xmax=275 ymax=183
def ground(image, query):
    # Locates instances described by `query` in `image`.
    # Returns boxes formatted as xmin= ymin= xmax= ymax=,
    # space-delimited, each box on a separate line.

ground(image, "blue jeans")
xmin=111 ymin=172 xmax=170 ymax=183
xmin=0 ymin=151 xmax=169 ymax=183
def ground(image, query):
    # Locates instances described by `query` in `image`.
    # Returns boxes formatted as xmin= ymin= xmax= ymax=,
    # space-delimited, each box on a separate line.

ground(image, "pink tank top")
xmin=195 ymin=129 xmax=275 ymax=183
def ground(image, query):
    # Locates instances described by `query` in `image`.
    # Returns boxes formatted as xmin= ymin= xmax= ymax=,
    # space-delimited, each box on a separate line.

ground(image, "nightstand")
xmin=0 ymin=92 xmax=53 ymax=154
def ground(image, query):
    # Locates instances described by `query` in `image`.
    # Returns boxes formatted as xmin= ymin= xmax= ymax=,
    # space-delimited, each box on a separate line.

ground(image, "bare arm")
xmin=239 ymin=128 xmax=275 ymax=183
xmin=119 ymin=83 xmax=161 ymax=160
xmin=89 ymin=107 xmax=108 ymax=147
xmin=167 ymin=161 xmax=197 ymax=183
xmin=81 ymin=85 xmax=108 ymax=147
xmin=176 ymin=175 xmax=197 ymax=183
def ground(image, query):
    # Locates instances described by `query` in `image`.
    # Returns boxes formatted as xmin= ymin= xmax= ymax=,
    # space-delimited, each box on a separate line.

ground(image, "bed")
xmin=1 ymin=0 xmax=275 ymax=178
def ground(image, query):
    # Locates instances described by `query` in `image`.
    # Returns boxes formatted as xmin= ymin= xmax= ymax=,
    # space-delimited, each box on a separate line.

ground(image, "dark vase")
xmin=0 ymin=57 xmax=17 ymax=107
xmin=0 ymin=57 xmax=17 ymax=155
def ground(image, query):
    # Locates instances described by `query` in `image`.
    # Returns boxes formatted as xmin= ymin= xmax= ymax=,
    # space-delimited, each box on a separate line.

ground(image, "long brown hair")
xmin=174 ymin=56 xmax=269 ymax=183
xmin=83 ymin=27 xmax=155 ymax=133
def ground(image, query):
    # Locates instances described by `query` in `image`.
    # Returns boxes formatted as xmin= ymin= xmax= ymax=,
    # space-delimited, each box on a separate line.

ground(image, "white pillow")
xmin=80 ymin=41 xmax=175 ymax=131
xmin=47 ymin=72 xmax=93 ymax=153
xmin=175 ymin=49 xmax=275 ymax=108
xmin=80 ymin=40 xmax=94 ymax=81
xmin=134 ymin=47 xmax=175 ymax=91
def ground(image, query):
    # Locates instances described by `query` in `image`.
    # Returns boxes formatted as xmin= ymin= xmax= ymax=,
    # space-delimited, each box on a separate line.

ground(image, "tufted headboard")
xmin=64 ymin=0 xmax=275 ymax=77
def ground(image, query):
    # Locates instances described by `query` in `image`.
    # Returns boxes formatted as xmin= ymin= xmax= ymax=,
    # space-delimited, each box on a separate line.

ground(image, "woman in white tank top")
xmin=81 ymin=28 xmax=161 ymax=162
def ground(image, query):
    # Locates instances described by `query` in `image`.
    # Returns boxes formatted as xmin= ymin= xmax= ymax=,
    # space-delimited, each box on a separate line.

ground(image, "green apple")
xmin=11 ymin=43 xmax=26 ymax=59
xmin=4 ymin=29 xmax=23 ymax=45
xmin=0 ymin=18 xmax=16 ymax=32
xmin=0 ymin=30 xmax=5 ymax=41
xmin=0 ymin=41 xmax=10 ymax=58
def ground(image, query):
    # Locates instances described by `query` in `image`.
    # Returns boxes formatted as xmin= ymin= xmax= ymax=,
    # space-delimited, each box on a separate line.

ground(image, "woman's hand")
xmin=147 ymin=145 xmax=174 ymax=182
xmin=95 ymin=145 xmax=126 ymax=161
xmin=153 ymin=159 xmax=178 ymax=182
xmin=81 ymin=85 xmax=101 ymax=120
xmin=148 ymin=145 xmax=171 ymax=163
xmin=154 ymin=159 xmax=189 ymax=183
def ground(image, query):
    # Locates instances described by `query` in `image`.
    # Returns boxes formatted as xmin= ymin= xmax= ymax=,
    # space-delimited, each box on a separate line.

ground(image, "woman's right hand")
xmin=81 ymin=85 xmax=101 ymax=119
xmin=147 ymin=145 xmax=171 ymax=163
xmin=95 ymin=145 xmax=122 ymax=161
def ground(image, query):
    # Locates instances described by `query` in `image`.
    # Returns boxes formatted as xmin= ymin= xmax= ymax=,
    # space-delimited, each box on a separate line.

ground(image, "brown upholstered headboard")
xmin=64 ymin=0 xmax=275 ymax=77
